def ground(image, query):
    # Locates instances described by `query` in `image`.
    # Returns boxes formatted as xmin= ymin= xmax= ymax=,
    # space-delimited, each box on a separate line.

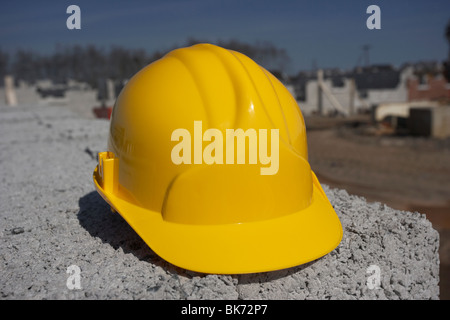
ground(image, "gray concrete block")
xmin=431 ymin=106 xmax=450 ymax=139
xmin=0 ymin=104 xmax=440 ymax=299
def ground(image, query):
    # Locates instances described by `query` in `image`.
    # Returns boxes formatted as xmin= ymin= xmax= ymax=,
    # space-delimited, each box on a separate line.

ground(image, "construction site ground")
xmin=305 ymin=115 xmax=450 ymax=299
xmin=0 ymin=101 xmax=442 ymax=300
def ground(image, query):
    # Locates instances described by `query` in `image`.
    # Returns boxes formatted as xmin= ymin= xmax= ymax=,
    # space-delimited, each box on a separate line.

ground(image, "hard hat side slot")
xmin=97 ymin=151 xmax=119 ymax=195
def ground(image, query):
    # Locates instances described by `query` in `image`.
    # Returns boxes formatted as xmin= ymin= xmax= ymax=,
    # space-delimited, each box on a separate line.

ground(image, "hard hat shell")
xmin=93 ymin=43 xmax=342 ymax=274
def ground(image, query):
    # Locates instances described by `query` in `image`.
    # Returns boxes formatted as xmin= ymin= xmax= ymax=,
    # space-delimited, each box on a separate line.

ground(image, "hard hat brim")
xmin=93 ymin=167 xmax=343 ymax=274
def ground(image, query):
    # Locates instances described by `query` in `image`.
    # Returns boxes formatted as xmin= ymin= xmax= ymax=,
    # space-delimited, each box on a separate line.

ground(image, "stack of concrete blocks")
xmin=97 ymin=78 xmax=116 ymax=107
xmin=4 ymin=75 xmax=17 ymax=107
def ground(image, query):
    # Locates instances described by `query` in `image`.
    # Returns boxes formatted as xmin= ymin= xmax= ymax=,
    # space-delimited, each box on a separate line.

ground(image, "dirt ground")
xmin=305 ymin=115 xmax=450 ymax=300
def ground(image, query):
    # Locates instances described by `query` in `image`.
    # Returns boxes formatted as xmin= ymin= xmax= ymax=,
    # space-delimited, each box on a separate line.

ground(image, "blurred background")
xmin=0 ymin=0 xmax=449 ymax=298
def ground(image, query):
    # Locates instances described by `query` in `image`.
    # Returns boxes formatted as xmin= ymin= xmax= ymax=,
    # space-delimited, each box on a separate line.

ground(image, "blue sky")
xmin=0 ymin=0 xmax=449 ymax=74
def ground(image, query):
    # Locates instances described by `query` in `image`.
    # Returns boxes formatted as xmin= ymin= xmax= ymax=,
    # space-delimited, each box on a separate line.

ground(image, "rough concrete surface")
xmin=0 ymin=104 xmax=440 ymax=299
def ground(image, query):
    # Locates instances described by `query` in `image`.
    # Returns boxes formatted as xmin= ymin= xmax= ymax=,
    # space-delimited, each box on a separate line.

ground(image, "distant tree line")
xmin=185 ymin=38 xmax=291 ymax=72
xmin=444 ymin=19 xmax=450 ymax=82
xmin=0 ymin=39 xmax=291 ymax=88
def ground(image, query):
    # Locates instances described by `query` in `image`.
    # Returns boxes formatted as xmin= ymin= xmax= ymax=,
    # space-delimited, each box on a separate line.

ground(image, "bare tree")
xmin=444 ymin=20 xmax=450 ymax=82
xmin=7 ymin=39 xmax=291 ymax=86
xmin=184 ymin=37 xmax=291 ymax=73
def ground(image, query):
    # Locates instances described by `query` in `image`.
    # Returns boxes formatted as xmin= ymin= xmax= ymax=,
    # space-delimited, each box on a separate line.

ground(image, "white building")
xmin=295 ymin=65 xmax=414 ymax=116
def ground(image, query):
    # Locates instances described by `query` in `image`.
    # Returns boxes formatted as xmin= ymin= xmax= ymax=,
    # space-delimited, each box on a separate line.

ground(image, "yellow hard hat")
xmin=93 ymin=43 xmax=342 ymax=274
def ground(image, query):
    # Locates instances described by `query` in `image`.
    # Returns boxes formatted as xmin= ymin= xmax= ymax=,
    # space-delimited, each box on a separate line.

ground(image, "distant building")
xmin=353 ymin=64 xmax=413 ymax=109
xmin=290 ymin=62 xmax=449 ymax=116
xmin=407 ymin=62 xmax=450 ymax=102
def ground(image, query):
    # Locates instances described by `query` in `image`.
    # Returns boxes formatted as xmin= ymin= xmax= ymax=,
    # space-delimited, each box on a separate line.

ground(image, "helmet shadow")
xmin=77 ymin=191 xmax=172 ymax=270
xmin=77 ymin=191 xmax=320 ymax=284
